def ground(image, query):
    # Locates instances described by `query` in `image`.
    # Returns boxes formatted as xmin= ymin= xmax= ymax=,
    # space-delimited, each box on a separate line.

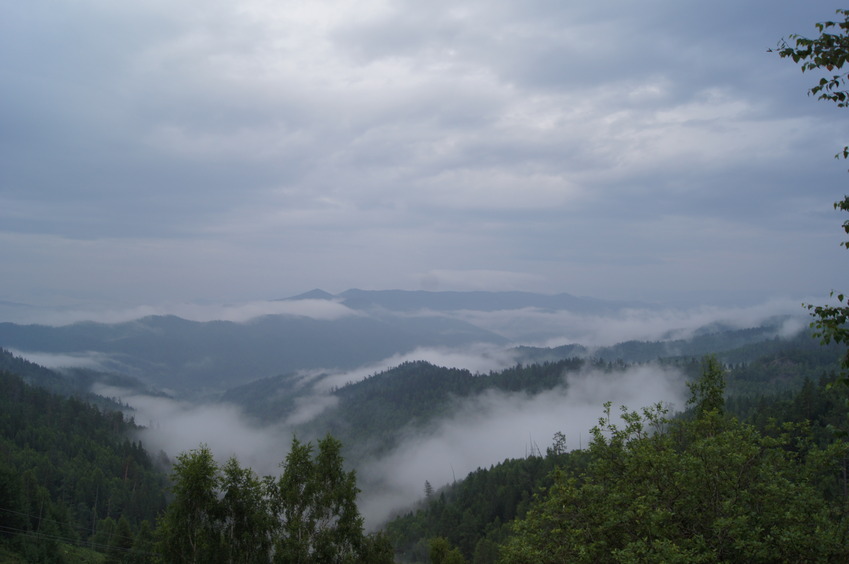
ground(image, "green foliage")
xmin=775 ymin=9 xmax=849 ymax=108
xmin=156 ymin=445 xmax=222 ymax=562
xmin=808 ymin=291 xmax=849 ymax=379
xmin=219 ymin=457 xmax=273 ymax=562
xmin=687 ymin=356 xmax=725 ymax=416
xmin=385 ymin=446 xmax=590 ymax=562
xmin=430 ymin=537 xmax=467 ymax=564
xmin=499 ymin=362 xmax=849 ymax=563
xmin=156 ymin=435 xmax=381 ymax=564
xmin=269 ymin=435 xmax=364 ymax=563
xmin=775 ymin=10 xmax=849 ymax=379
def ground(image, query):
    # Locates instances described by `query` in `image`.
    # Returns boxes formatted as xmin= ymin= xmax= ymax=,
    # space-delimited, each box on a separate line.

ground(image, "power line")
xmin=0 ymin=505 xmax=153 ymax=555
xmin=0 ymin=523 xmax=159 ymax=557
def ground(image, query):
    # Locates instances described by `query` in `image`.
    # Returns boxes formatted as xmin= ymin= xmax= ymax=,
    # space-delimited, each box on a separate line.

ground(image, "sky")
xmin=3 ymin=0 xmax=849 ymax=313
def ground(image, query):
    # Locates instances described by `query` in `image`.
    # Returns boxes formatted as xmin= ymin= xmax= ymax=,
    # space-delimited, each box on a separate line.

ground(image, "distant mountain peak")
xmin=282 ymin=289 xmax=335 ymax=301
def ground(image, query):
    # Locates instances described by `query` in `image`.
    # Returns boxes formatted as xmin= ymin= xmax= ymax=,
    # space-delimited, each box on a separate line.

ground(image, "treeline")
xmin=224 ymin=331 xmax=839 ymax=460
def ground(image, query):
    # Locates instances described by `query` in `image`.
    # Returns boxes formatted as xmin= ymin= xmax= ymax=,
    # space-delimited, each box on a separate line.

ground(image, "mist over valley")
xmin=1 ymin=289 xmax=828 ymax=528
xmin=6 ymin=2 xmax=849 ymax=559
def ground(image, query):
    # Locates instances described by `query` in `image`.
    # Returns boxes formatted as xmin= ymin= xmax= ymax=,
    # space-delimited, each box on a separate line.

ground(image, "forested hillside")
xmin=222 ymin=329 xmax=839 ymax=461
xmin=385 ymin=360 xmax=849 ymax=563
xmin=0 ymin=309 xmax=508 ymax=391
xmin=513 ymin=321 xmax=802 ymax=365
xmin=2 ymin=323 xmax=847 ymax=562
xmin=0 ymin=369 xmax=167 ymax=562
xmin=223 ymin=357 xmax=626 ymax=464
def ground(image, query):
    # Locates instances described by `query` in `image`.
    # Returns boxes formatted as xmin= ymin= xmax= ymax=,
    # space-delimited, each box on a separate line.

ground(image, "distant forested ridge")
xmin=0 ymin=308 xmax=508 ymax=391
xmin=222 ymin=329 xmax=839 ymax=461
xmin=223 ymin=358 xmax=603 ymax=463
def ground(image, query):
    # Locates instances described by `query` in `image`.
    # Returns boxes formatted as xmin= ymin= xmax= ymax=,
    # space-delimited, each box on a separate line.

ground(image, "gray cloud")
xmin=2 ymin=1 xmax=848 ymax=308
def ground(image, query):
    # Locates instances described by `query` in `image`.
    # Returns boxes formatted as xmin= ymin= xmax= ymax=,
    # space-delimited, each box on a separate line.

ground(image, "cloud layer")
xmin=100 ymin=360 xmax=687 ymax=528
xmin=1 ymin=1 xmax=848 ymax=309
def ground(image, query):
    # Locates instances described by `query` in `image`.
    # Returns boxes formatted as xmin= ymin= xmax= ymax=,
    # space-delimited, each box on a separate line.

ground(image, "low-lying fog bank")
xmin=97 ymin=361 xmax=687 ymax=528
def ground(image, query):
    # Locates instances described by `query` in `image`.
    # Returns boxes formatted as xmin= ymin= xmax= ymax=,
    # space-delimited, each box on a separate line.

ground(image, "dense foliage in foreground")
xmin=502 ymin=359 xmax=849 ymax=563
xmin=386 ymin=359 xmax=849 ymax=563
xmin=157 ymin=436 xmax=394 ymax=563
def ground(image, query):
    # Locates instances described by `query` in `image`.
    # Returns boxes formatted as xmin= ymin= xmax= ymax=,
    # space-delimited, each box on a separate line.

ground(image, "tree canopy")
xmin=499 ymin=362 xmax=849 ymax=563
xmin=156 ymin=435 xmax=393 ymax=564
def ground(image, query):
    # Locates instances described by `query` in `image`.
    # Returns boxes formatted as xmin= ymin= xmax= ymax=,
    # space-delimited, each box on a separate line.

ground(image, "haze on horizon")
xmin=2 ymin=1 xmax=849 ymax=313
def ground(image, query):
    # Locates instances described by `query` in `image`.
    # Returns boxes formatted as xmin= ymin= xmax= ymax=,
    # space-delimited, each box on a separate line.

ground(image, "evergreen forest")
xmin=2 ymin=320 xmax=849 ymax=562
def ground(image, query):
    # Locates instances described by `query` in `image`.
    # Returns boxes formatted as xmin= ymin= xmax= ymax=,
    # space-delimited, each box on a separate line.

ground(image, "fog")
xmin=312 ymin=343 xmax=520 ymax=392
xmin=7 ymin=349 xmax=115 ymax=371
xmin=11 ymin=295 xmax=806 ymax=528
xmin=95 ymin=384 xmax=295 ymax=477
xmin=356 ymin=363 xmax=687 ymax=525
xmin=443 ymin=297 xmax=811 ymax=346
xmin=97 ymin=360 xmax=687 ymax=528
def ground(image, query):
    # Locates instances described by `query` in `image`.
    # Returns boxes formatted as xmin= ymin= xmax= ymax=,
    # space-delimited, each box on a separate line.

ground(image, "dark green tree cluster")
xmin=156 ymin=435 xmax=394 ymax=564
xmin=0 ymin=369 xmax=166 ymax=562
xmin=499 ymin=359 xmax=849 ymax=563
xmin=428 ymin=537 xmax=467 ymax=564
xmin=386 ymin=449 xmax=590 ymax=563
xmin=299 ymin=358 xmax=607 ymax=463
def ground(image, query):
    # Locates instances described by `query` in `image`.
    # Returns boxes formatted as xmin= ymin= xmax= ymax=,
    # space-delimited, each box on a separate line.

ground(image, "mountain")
xmin=282 ymin=288 xmax=336 ymax=301
xmin=0 ymin=289 xmax=802 ymax=394
xmin=221 ymin=358 xmax=589 ymax=455
xmin=512 ymin=323 xmax=804 ymax=365
xmin=0 ymin=310 xmax=507 ymax=392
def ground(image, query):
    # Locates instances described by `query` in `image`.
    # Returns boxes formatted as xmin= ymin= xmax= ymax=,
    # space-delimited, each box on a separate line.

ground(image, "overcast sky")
xmin=3 ymin=0 xmax=849 ymax=312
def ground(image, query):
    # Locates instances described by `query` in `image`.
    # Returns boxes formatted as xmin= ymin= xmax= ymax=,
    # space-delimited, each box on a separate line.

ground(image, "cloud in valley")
xmin=96 ymin=385 xmax=294 ymax=477
xmin=357 ymin=363 xmax=688 ymax=525
xmin=441 ymin=297 xmax=812 ymax=347
xmin=6 ymin=349 xmax=116 ymax=371
xmin=312 ymin=342 xmax=520 ymax=393
xmin=98 ymin=360 xmax=688 ymax=528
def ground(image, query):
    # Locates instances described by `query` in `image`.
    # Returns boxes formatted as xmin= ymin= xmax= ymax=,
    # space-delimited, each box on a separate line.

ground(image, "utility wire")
xmin=0 ymin=505 xmax=153 ymax=555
